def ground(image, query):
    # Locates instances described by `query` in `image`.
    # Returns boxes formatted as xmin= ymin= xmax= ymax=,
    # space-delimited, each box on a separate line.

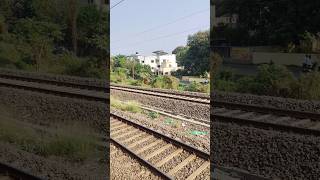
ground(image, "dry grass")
xmin=110 ymin=97 xmax=142 ymax=113
xmin=0 ymin=108 xmax=99 ymax=161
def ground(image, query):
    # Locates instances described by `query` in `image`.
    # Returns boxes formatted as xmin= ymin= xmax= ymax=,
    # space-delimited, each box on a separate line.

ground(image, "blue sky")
xmin=110 ymin=0 xmax=210 ymax=56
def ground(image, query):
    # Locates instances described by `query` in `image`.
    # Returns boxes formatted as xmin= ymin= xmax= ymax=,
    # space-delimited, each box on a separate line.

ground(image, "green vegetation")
xmin=173 ymin=31 xmax=210 ymax=76
xmin=0 ymin=0 xmax=109 ymax=78
xmin=110 ymin=28 xmax=210 ymax=93
xmin=110 ymin=97 xmax=142 ymax=113
xmin=213 ymin=62 xmax=320 ymax=100
xmin=148 ymin=111 xmax=159 ymax=119
xmin=164 ymin=118 xmax=181 ymax=128
xmin=213 ymin=0 xmax=320 ymax=50
xmin=0 ymin=118 xmax=98 ymax=161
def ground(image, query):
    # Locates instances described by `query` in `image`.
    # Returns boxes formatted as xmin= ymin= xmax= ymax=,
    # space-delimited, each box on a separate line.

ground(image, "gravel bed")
xmin=131 ymin=137 xmax=158 ymax=151
xmin=149 ymin=146 xmax=177 ymax=165
xmin=111 ymin=109 xmax=209 ymax=153
xmin=111 ymin=89 xmax=210 ymax=120
xmin=0 ymin=142 xmax=106 ymax=179
xmin=115 ymin=131 xmax=140 ymax=142
xmin=138 ymin=141 xmax=167 ymax=157
xmin=0 ymin=68 xmax=107 ymax=87
xmin=122 ymin=133 xmax=149 ymax=146
xmin=195 ymin=170 xmax=210 ymax=180
xmin=159 ymin=151 xmax=190 ymax=173
xmin=174 ymin=158 xmax=207 ymax=179
xmin=0 ymin=86 xmax=108 ymax=134
xmin=110 ymin=143 xmax=161 ymax=180
xmin=213 ymin=91 xmax=320 ymax=113
xmin=0 ymin=85 xmax=108 ymax=179
xmin=111 ymin=83 xmax=209 ymax=98
xmin=212 ymin=121 xmax=320 ymax=180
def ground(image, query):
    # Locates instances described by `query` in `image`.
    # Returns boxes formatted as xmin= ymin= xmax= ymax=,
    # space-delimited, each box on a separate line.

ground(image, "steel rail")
xmin=111 ymin=113 xmax=210 ymax=160
xmin=214 ymin=101 xmax=320 ymax=121
xmin=111 ymin=85 xmax=210 ymax=104
xmin=0 ymin=73 xmax=108 ymax=92
xmin=1 ymin=71 xmax=318 ymax=122
xmin=111 ymin=83 xmax=210 ymax=99
xmin=212 ymin=165 xmax=270 ymax=180
xmin=0 ymin=162 xmax=44 ymax=180
xmin=0 ymin=78 xmax=108 ymax=103
xmin=110 ymin=138 xmax=173 ymax=180
xmin=214 ymin=114 xmax=320 ymax=136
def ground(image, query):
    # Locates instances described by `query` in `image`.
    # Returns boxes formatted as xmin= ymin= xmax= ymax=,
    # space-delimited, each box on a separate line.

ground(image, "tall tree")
xmin=180 ymin=31 xmax=210 ymax=76
xmin=68 ymin=0 xmax=78 ymax=54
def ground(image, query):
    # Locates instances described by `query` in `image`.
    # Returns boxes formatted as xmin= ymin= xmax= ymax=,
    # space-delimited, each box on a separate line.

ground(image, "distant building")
xmin=128 ymin=50 xmax=179 ymax=75
xmin=211 ymin=5 xmax=238 ymax=28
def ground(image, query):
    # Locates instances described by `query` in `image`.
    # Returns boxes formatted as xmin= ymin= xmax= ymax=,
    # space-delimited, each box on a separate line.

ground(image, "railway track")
xmin=110 ymin=84 xmax=210 ymax=104
xmin=1 ymin=71 xmax=319 ymax=135
xmin=111 ymin=84 xmax=320 ymax=135
xmin=110 ymin=113 xmax=210 ymax=180
xmin=0 ymin=76 xmax=107 ymax=103
xmin=0 ymin=162 xmax=43 ymax=180
xmin=213 ymin=101 xmax=320 ymax=136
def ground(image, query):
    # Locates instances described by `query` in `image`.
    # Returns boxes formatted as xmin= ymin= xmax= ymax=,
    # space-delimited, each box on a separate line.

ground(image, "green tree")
xmin=13 ymin=18 xmax=63 ymax=71
xmin=181 ymin=30 xmax=209 ymax=76
xmin=218 ymin=0 xmax=320 ymax=46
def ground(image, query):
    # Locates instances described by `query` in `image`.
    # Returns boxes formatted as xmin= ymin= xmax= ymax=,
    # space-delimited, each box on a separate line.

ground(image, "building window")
xmin=157 ymin=65 xmax=160 ymax=68
xmin=165 ymin=72 xmax=169 ymax=75
xmin=151 ymin=67 xmax=154 ymax=69
xmin=142 ymin=61 xmax=144 ymax=63
xmin=169 ymin=64 xmax=172 ymax=68
xmin=151 ymin=60 xmax=154 ymax=63
xmin=156 ymin=59 xmax=159 ymax=63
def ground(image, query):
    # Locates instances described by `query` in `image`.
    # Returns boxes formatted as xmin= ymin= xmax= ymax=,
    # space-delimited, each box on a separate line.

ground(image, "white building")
xmin=128 ymin=50 xmax=179 ymax=75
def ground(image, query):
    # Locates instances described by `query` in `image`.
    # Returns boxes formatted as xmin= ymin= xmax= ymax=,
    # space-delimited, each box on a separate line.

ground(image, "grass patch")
xmin=110 ymin=97 xmax=142 ymax=113
xmin=163 ymin=118 xmax=181 ymax=128
xmin=0 ymin=117 xmax=98 ymax=161
xmin=148 ymin=111 xmax=159 ymax=119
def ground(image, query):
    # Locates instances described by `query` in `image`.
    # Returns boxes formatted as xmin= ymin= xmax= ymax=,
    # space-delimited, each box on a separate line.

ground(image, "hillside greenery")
xmin=0 ymin=0 xmax=109 ymax=78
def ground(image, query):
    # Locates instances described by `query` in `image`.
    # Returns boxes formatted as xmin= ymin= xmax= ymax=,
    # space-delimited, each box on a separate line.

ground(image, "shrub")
xmin=213 ymin=79 xmax=237 ymax=92
xmin=110 ymin=97 xmax=141 ymax=113
xmin=148 ymin=111 xmax=159 ymax=119
xmin=152 ymin=75 xmax=179 ymax=89
xmin=255 ymin=64 xmax=295 ymax=96
xmin=185 ymin=81 xmax=210 ymax=93
xmin=298 ymin=72 xmax=320 ymax=100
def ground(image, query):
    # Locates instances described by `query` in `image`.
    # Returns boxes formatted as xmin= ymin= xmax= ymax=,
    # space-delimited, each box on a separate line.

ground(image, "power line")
xmin=112 ymin=8 xmax=209 ymax=43
xmin=111 ymin=0 xmax=125 ymax=9
xmin=112 ymin=25 xmax=209 ymax=50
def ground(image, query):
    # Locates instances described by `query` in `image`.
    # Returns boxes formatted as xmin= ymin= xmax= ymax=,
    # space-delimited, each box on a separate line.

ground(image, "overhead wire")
xmin=112 ymin=25 xmax=209 ymax=50
xmin=111 ymin=0 xmax=126 ymax=9
xmin=112 ymin=8 xmax=210 ymax=43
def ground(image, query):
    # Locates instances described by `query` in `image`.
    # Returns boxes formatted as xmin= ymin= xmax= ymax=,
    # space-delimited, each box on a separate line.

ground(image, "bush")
xmin=152 ymin=75 xmax=179 ymax=89
xmin=148 ymin=111 xmax=159 ymax=119
xmin=214 ymin=79 xmax=237 ymax=92
xmin=110 ymin=98 xmax=142 ymax=113
xmin=255 ymin=64 xmax=295 ymax=96
xmin=298 ymin=72 xmax=320 ymax=100
xmin=185 ymin=81 xmax=210 ymax=93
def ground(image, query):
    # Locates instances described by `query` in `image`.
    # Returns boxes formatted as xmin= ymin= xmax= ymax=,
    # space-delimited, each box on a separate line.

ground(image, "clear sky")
xmin=110 ymin=0 xmax=210 ymax=56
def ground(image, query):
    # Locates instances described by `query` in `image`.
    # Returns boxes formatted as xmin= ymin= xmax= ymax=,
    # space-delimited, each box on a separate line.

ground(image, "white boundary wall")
xmin=252 ymin=52 xmax=320 ymax=65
